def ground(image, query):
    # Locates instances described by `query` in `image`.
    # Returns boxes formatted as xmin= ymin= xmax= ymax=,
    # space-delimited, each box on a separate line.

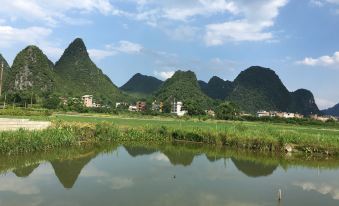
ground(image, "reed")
xmin=0 ymin=119 xmax=338 ymax=155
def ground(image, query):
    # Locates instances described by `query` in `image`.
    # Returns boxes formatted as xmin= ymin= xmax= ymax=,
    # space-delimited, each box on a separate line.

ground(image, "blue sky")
xmin=0 ymin=0 xmax=338 ymax=109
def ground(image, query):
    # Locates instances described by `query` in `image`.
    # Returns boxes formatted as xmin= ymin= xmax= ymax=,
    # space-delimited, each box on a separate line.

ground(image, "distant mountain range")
xmin=322 ymin=104 xmax=339 ymax=117
xmin=0 ymin=38 xmax=321 ymax=115
xmin=2 ymin=38 xmax=125 ymax=105
xmin=120 ymin=73 xmax=163 ymax=95
xmin=122 ymin=66 xmax=319 ymax=115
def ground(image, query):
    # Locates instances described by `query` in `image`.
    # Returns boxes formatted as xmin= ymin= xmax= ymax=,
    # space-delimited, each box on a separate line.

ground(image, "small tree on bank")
xmin=215 ymin=102 xmax=240 ymax=120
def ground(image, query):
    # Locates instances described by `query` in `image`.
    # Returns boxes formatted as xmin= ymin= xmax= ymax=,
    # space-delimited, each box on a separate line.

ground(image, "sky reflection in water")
xmin=0 ymin=143 xmax=339 ymax=206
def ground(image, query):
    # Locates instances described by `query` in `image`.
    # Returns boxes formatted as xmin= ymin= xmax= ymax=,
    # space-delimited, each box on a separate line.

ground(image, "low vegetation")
xmin=0 ymin=115 xmax=339 ymax=155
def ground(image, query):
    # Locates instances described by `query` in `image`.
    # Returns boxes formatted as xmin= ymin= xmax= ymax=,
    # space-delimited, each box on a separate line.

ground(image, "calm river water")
xmin=0 ymin=143 xmax=339 ymax=206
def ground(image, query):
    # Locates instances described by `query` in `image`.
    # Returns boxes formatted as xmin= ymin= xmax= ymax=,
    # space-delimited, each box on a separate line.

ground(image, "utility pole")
xmin=0 ymin=61 xmax=3 ymax=97
xmin=30 ymin=92 xmax=33 ymax=107
xmin=3 ymin=94 xmax=6 ymax=109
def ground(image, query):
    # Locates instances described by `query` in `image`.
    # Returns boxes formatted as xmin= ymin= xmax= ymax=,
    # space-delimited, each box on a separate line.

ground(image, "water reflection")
xmin=294 ymin=182 xmax=339 ymax=200
xmin=231 ymin=158 xmax=278 ymax=177
xmin=1 ymin=143 xmax=339 ymax=191
xmin=161 ymin=148 xmax=196 ymax=166
xmin=13 ymin=164 xmax=40 ymax=178
xmin=51 ymin=151 xmax=97 ymax=188
xmin=124 ymin=146 xmax=157 ymax=157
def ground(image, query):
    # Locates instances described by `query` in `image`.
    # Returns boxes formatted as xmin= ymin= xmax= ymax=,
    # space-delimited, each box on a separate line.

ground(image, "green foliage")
xmin=184 ymin=100 xmax=205 ymax=116
xmin=120 ymin=73 xmax=163 ymax=94
xmin=61 ymin=97 xmax=87 ymax=113
xmin=198 ymin=66 xmax=320 ymax=116
xmin=6 ymin=91 xmax=37 ymax=106
xmin=155 ymin=70 xmax=213 ymax=112
xmin=5 ymin=46 xmax=57 ymax=96
xmin=0 ymin=108 xmax=51 ymax=116
xmin=0 ymin=54 xmax=11 ymax=89
xmin=199 ymin=76 xmax=233 ymax=100
xmin=289 ymin=89 xmax=320 ymax=115
xmin=54 ymin=38 xmax=126 ymax=105
xmin=228 ymin=66 xmax=291 ymax=113
xmin=1 ymin=118 xmax=339 ymax=155
xmin=215 ymin=102 xmax=240 ymax=120
xmin=42 ymin=95 xmax=61 ymax=109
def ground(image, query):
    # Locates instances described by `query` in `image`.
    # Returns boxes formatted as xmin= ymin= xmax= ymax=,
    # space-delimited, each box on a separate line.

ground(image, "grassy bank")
xmin=0 ymin=117 xmax=339 ymax=155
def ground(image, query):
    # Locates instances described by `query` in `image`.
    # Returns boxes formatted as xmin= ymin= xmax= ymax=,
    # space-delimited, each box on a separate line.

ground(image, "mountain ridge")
xmin=5 ymin=46 xmax=58 ymax=95
xmin=54 ymin=38 xmax=126 ymax=104
xmin=120 ymin=73 xmax=163 ymax=94
xmin=322 ymin=104 xmax=339 ymax=117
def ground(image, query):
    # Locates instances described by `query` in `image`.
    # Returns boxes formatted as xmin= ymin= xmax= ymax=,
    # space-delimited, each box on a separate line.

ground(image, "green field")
xmin=1 ymin=113 xmax=339 ymax=155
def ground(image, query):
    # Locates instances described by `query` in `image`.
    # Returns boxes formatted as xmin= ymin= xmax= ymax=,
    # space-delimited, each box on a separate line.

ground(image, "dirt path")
xmin=0 ymin=118 xmax=51 ymax=131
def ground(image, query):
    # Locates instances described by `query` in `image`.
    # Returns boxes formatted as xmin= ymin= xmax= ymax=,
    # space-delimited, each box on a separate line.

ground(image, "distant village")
xmin=256 ymin=110 xmax=338 ymax=122
xmin=77 ymin=95 xmax=189 ymax=116
xmin=77 ymin=94 xmax=337 ymax=122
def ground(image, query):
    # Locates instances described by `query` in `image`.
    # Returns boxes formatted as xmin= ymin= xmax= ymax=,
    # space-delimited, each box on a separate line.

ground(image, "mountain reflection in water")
xmin=0 ymin=143 xmax=339 ymax=190
xmin=51 ymin=151 xmax=97 ymax=188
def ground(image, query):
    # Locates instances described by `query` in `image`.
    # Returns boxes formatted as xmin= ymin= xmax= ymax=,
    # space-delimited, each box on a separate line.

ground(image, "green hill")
xmin=199 ymin=76 xmax=233 ymax=100
xmin=120 ymin=73 xmax=163 ymax=94
xmin=289 ymin=89 xmax=319 ymax=115
xmin=198 ymin=66 xmax=319 ymax=115
xmin=155 ymin=70 xmax=212 ymax=109
xmin=228 ymin=66 xmax=292 ymax=113
xmin=322 ymin=103 xmax=339 ymax=117
xmin=0 ymin=54 xmax=11 ymax=92
xmin=5 ymin=46 xmax=57 ymax=95
xmin=54 ymin=38 xmax=125 ymax=104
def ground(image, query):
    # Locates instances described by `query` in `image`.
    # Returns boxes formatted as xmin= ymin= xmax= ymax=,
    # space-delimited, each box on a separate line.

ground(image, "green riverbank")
xmin=0 ymin=117 xmax=339 ymax=155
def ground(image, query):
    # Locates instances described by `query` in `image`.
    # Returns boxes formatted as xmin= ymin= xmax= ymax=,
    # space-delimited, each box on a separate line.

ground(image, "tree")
xmin=185 ymin=100 xmax=205 ymax=116
xmin=42 ymin=95 xmax=61 ymax=109
xmin=215 ymin=102 xmax=240 ymax=120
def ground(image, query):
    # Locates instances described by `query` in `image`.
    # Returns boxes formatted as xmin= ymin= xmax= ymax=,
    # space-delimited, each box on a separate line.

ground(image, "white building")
xmin=283 ymin=113 xmax=295 ymax=118
xmin=172 ymin=101 xmax=187 ymax=117
xmin=82 ymin=95 xmax=93 ymax=108
xmin=257 ymin=111 xmax=270 ymax=117
xmin=128 ymin=105 xmax=137 ymax=112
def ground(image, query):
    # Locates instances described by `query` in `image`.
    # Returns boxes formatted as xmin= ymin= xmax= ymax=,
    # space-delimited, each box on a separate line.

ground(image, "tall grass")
xmin=0 ymin=120 xmax=338 ymax=155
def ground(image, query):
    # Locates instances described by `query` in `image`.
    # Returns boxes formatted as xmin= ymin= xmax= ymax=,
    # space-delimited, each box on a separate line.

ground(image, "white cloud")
xmin=98 ymin=177 xmax=134 ymax=190
xmin=80 ymin=165 xmax=108 ymax=177
xmin=110 ymin=0 xmax=288 ymax=45
xmin=0 ymin=0 xmax=115 ymax=26
xmin=86 ymin=41 xmax=143 ymax=61
xmin=327 ymin=0 xmax=339 ymax=4
xmin=161 ymin=0 xmax=238 ymax=21
xmin=294 ymin=182 xmax=339 ymax=200
xmin=310 ymin=0 xmax=325 ymax=6
xmin=0 ymin=177 xmax=40 ymax=195
xmin=154 ymin=70 xmax=175 ymax=80
xmin=126 ymin=0 xmax=238 ymax=23
xmin=150 ymin=153 xmax=170 ymax=162
xmin=0 ymin=1 xmax=289 ymax=47
xmin=297 ymin=51 xmax=339 ymax=68
xmin=0 ymin=25 xmax=52 ymax=48
xmin=88 ymin=49 xmax=117 ymax=60
xmin=111 ymin=41 xmax=143 ymax=54
xmin=205 ymin=20 xmax=273 ymax=45
xmin=204 ymin=0 xmax=288 ymax=45
xmin=164 ymin=25 xmax=200 ymax=41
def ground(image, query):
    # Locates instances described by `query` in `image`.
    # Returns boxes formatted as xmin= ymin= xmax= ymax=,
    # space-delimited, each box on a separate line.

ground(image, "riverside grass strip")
xmin=0 ymin=119 xmax=338 ymax=155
